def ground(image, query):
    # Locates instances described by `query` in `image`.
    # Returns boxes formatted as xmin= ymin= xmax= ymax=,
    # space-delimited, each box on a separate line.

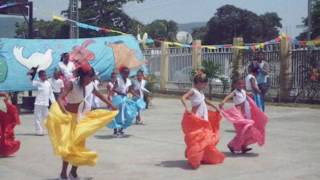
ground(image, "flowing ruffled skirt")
xmin=182 ymin=111 xmax=225 ymax=169
xmin=45 ymin=103 xmax=118 ymax=166
xmin=0 ymin=101 xmax=21 ymax=157
xmin=220 ymin=97 xmax=268 ymax=152
xmin=132 ymin=96 xmax=146 ymax=112
xmin=108 ymin=95 xmax=143 ymax=129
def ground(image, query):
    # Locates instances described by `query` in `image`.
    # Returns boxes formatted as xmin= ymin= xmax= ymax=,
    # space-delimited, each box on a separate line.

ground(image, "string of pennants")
xmin=164 ymin=34 xmax=320 ymax=50
xmin=53 ymin=16 xmax=128 ymax=35
xmin=53 ymin=15 xmax=320 ymax=50
xmin=0 ymin=2 xmax=19 ymax=9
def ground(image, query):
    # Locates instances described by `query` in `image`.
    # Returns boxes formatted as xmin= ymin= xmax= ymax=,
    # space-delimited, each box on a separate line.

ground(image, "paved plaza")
xmin=1 ymin=97 xmax=320 ymax=180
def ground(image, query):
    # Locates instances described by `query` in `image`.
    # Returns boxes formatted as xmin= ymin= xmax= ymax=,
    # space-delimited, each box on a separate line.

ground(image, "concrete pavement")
xmin=1 ymin=97 xmax=320 ymax=180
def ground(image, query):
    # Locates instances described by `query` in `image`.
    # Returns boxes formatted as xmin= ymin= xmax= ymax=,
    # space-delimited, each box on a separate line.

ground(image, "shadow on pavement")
xmin=45 ymin=177 xmax=93 ymax=180
xmin=224 ymin=129 xmax=236 ymax=133
xmin=16 ymin=133 xmax=47 ymax=137
xmin=223 ymin=151 xmax=259 ymax=158
xmin=0 ymin=155 xmax=16 ymax=159
xmin=155 ymin=160 xmax=194 ymax=170
xmin=95 ymin=134 xmax=132 ymax=140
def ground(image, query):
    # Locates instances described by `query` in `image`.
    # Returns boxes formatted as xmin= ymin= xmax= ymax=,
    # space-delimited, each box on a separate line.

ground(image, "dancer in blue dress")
xmin=108 ymin=66 xmax=141 ymax=137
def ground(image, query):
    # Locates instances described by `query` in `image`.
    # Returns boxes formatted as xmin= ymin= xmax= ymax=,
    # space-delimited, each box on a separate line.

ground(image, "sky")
xmin=29 ymin=0 xmax=308 ymax=37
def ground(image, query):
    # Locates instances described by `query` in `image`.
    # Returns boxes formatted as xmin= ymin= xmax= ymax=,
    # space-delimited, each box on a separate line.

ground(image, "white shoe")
xmin=36 ymin=131 xmax=44 ymax=136
xmin=69 ymin=173 xmax=80 ymax=180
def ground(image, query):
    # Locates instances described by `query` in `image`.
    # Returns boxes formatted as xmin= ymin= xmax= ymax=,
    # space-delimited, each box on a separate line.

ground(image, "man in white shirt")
xmin=29 ymin=70 xmax=55 ymax=135
xmin=49 ymin=70 xmax=64 ymax=99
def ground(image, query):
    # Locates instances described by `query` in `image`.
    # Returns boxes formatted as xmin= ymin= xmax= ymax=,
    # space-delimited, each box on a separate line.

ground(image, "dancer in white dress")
xmin=133 ymin=70 xmax=150 ymax=124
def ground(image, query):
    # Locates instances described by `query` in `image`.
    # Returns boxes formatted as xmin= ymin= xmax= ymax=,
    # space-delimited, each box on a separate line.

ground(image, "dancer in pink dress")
xmin=219 ymin=79 xmax=268 ymax=154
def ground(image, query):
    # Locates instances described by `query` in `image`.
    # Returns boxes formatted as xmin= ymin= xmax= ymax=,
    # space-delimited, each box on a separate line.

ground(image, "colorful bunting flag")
xmin=52 ymin=16 xmax=320 ymax=49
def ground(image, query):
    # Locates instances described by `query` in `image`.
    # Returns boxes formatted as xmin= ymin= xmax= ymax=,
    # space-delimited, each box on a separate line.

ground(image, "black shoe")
xmin=228 ymin=145 xmax=235 ymax=154
xmin=113 ymin=129 xmax=118 ymax=135
xmin=119 ymin=128 xmax=124 ymax=135
xmin=241 ymin=147 xmax=252 ymax=154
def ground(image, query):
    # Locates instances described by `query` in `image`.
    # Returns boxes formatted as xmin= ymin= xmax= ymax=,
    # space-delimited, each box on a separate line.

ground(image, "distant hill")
xmin=0 ymin=15 xmax=24 ymax=38
xmin=178 ymin=22 xmax=206 ymax=33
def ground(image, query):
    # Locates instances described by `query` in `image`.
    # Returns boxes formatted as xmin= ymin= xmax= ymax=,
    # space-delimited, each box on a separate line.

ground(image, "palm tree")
xmin=192 ymin=60 xmax=222 ymax=99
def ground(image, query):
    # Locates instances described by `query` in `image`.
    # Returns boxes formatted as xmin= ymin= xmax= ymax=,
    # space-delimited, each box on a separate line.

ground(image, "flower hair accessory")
xmin=69 ymin=40 xmax=95 ymax=69
xmin=118 ymin=65 xmax=129 ymax=73
xmin=79 ymin=62 xmax=92 ymax=73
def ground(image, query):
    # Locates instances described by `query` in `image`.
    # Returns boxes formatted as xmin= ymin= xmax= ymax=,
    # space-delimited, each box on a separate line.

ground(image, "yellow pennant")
xmin=52 ymin=15 xmax=65 ymax=22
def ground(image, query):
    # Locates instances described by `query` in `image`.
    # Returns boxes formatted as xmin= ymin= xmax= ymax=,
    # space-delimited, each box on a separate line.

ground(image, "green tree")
xmin=297 ymin=0 xmax=320 ymax=40
xmin=15 ymin=0 xmax=144 ymax=39
xmin=203 ymin=5 xmax=282 ymax=44
xmin=192 ymin=61 xmax=223 ymax=99
xmin=192 ymin=26 xmax=207 ymax=41
xmin=15 ymin=19 xmax=69 ymax=39
xmin=145 ymin=19 xmax=178 ymax=41
xmin=259 ymin=12 xmax=282 ymax=41
xmin=62 ymin=0 xmax=145 ymax=38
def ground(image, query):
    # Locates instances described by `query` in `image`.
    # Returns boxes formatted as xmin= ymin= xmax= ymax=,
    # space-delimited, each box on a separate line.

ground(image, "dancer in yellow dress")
xmin=46 ymin=63 xmax=118 ymax=180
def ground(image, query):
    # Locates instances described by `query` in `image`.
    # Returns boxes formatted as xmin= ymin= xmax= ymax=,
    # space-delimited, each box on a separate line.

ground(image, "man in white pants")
xmin=29 ymin=70 xmax=55 ymax=135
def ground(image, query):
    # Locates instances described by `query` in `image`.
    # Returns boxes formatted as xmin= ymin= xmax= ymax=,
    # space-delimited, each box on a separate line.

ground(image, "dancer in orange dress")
xmin=181 ymin=71 xmax=224 ymax=169
xmin=0 ymin=92 xmax=21 ymax=157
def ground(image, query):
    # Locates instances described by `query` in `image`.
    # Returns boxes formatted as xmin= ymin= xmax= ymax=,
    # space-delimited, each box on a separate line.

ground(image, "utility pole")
xmin=27 ymin=1 xmax=33 ymax=39
xmin=307 ymin=0 xmax=312 ymax=40
xmin=69 ymin=0 xmax=79 ymax=38
xmin=27 ymin=1 xmax=33 ymax=97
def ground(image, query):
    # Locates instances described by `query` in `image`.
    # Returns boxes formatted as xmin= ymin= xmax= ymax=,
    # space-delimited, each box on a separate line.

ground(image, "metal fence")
xmin=143 ymin=45 xmax=320 ymax=102
xmin=202 ymin=48 xmax=233 ymax=78
xmin=168 ymin=47 xmax=192 ymax=84
xmin=144 ymin=48 xmax=161 ymax=78
xmin=291 ymin=48 xmax=320 ymax=101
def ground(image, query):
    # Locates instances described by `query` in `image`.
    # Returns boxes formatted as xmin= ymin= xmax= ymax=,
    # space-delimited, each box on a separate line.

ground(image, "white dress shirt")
xmin=58 ymin=62 xmax=75 ymax=79
xmin=32 ymin=80 xmax=56 ymax=106
xmin=49 ymin=78 xmax=64 ymax=93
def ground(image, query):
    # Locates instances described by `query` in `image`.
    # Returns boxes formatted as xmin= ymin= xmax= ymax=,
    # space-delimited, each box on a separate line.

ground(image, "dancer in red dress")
xmin=0 ymin=92 xmax=21 ymax=157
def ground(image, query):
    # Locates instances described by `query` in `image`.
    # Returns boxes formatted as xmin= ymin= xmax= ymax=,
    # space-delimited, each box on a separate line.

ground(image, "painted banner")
xmin=0 ymin=35 xmax=146 ymax=92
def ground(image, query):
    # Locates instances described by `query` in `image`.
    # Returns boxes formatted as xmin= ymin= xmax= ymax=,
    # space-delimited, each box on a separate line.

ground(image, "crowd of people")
xmin=0 ymin=51 xmax=270 ymax=178
xmin=0 ymin=52 xmax=150 ymax=179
